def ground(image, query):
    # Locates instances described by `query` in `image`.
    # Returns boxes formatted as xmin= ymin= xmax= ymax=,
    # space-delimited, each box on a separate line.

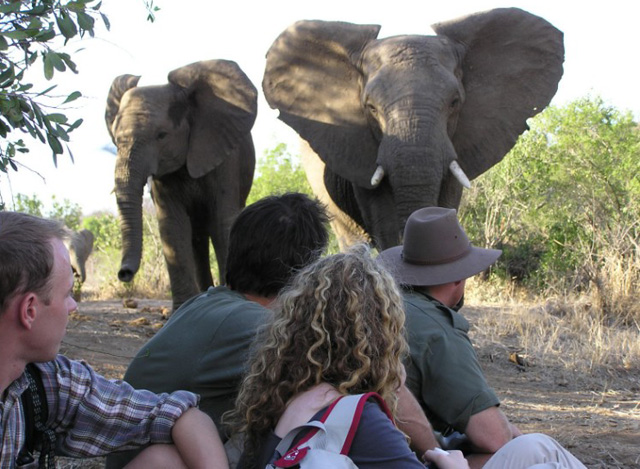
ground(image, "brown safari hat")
xmin=378 ymin=207 xmax=501 ymax=286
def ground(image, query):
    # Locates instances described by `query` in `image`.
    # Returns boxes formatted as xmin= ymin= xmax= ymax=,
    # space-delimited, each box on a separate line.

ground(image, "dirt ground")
xmin=58 ymin=299 xmax=639 ymax=468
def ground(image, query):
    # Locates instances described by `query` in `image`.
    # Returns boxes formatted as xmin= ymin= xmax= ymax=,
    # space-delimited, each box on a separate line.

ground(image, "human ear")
xmin=18 ymin=293 xmax=38 ymax=330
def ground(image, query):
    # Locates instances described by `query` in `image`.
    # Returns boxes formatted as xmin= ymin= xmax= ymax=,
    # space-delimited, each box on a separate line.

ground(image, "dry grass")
xmin=466 ymin=277 xmax=640 ymax=381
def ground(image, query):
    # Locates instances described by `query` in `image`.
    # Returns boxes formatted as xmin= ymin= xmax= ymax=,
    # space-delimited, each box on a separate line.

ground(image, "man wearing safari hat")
xmin=379 ymin=207 xmax=522 ymax=468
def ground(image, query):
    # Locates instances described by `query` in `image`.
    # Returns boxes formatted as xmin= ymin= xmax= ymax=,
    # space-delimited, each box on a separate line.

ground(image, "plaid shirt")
xmin=0 ymin=355 xmax=198 ymax=468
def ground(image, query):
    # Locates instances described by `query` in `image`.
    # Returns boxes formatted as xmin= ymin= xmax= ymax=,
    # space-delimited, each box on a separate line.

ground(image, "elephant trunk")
xmin=114 ymin=152 xmax=151 ymax=283
xmin=380 ymin=141 xmax=444 ymax=233
xmin=381 ymin=107 xmax=457 ymax=233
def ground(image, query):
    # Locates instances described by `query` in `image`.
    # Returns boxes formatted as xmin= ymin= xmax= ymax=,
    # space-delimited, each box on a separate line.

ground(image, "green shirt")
xmin=123 ymin=286 xmax=269 ymax=430
xmin=403 ymin=290 xmax=500 ymax=434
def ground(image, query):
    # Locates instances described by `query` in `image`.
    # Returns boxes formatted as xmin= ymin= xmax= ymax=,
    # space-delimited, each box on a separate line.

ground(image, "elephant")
xmin=105 ymin=60 xmax=257 ymax=311
xmin=67 ymin=228 xmax=94 ymax=284
xmin=262 ymin=8 xmax=564 ymax=249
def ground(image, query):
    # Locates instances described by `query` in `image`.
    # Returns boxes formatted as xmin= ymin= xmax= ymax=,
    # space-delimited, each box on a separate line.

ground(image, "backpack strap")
xmin=332 ymin=392 xmax=394 ymax=455
xmin=273 ymin=392 xmax=393 ymax=467
xmin=17 ymin=364 xmax=56 ymax=469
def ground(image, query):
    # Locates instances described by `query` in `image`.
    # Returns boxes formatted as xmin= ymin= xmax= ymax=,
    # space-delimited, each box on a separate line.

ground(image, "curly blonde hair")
xmin=226 ymin=244 xmax=408 ymax=464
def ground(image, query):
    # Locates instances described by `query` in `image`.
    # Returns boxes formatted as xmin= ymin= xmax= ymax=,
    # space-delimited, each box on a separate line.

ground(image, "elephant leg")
xmin=205 ymin=148 xmax=250 ymax=286
xmin=301 ymin=143 xmax=368 ymax=250
xmin=191 ymin=216 xmax=214 ymax=290
xmin=151 ymin=179 xmax=201 ymax=311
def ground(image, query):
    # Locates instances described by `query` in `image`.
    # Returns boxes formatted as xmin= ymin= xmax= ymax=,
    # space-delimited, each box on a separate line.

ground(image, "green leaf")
xmin=56 ymin=11 xmax=78 ymax=40
xmin=100 ymin=12 xmax=110 ymax=30
xmin=47 ymin=133 xmax=63 ymax=155
xmin=68 ymin=118 xmax=83 ymax=131
xmin=58 ymin=53 xmax=78 ymax=73
xmin=75 ymin=11 xmax=95 ymax=31
xmin=0 ymin=35 xmax=8 ymax=51
xmin=47 ymin=113 xmax=68 ymax=124
xmin=63 ymin=91 xmax=82 ymax=104
xmin=66 ymin=1 xmax=84 ymax=12
xmin=56 ymin=124 xmax=70 ymax=142
xmin=48 ymin=52 xmax=67 ymax=72
xmin=43 ymin=53 xmax=54 ymax=80
xmin=32 ymin=103 xmax=44 ymax=126
xmin=36 ymin=85 xmax=57 ymax=97
xmin=0 ymin=65 xmax=15 ymax=87
xmin=36 ymin=28 xmax=56 ymax=42
xmin=27 ymin=52 xmax=38 ymax=65
xmin=0 ymin=3 xmax=22 ymax=14
xmin=1 ymin=30 xmax=30 ymax=40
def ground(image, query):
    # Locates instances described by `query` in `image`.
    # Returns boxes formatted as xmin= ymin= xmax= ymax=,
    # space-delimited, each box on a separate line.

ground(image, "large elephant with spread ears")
xmin=263 ymin=8 xmax=564 ymax=249
xmin=105 ymin=60 xmax=257 ymax=311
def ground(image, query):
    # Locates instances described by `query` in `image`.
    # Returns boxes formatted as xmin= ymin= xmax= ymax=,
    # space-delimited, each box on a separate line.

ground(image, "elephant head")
xmin=105 ymin=60 xmax=258 ymax=283
xmin=263 ymin=8 xmax=564 ymax=249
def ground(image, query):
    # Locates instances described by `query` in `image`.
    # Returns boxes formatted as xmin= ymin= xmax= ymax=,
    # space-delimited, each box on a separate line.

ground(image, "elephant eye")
xmin=366 ymin=103 xmax=378 ymax=115
xmin=450 ymin=98 xmax=460 ymax=110
xmin=157 ymin=131 xmax=168 ymax=140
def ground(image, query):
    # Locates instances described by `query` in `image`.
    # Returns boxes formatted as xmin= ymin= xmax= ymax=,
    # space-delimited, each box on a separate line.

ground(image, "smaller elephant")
xmin=67 ymin=229 xmax=95 ymax=283
xmin=105 ymin=60 xmax=257 ymax=311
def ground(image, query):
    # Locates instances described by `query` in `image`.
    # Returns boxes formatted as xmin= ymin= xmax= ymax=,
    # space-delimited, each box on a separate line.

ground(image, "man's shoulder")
xmin=166 ymin=286 xmax=267 ymax=326
xmin=402 ymin=290 xmax=442 ymax=317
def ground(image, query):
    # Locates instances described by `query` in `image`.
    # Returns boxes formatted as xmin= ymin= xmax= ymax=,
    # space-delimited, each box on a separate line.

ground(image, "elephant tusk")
xmin=449 ymin=160 xmax=471 ymax=189
xmin=370 ymin=165 xmax=385 ymax=188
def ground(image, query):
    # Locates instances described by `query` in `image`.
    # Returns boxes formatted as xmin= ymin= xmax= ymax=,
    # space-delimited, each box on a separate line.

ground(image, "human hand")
xmin=423 ymin=448 xmax=469 ymax=469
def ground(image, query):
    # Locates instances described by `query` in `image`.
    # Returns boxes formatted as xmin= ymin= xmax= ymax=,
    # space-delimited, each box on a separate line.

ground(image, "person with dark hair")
xmin=0 ymin=212 xmax=227 ymax=469
xmin=106 ymin=193 xmax=331 ymax=468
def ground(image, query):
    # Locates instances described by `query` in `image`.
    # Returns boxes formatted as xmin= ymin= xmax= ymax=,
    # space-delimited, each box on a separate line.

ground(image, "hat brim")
xmin=378 ymin=245 xmax=502 ymax=286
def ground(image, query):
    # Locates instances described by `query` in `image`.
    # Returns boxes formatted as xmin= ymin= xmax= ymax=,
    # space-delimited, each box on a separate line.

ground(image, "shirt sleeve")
xmin=404 ymin=300 xmax=500 ymax=433
xmin=38 ymin=355 xmax=199 ymax=457
xmin=349 ymin=402 xmax=424 ymax=468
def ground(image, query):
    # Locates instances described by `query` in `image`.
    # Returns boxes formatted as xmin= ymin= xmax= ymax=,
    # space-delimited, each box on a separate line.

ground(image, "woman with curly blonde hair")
xmin=226 ymin=244 xmax=426 ymax=468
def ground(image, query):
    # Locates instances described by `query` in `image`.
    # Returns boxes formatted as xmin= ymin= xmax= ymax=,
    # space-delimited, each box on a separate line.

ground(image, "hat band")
xmin=401 ymin=243 xmax=472 ymax=266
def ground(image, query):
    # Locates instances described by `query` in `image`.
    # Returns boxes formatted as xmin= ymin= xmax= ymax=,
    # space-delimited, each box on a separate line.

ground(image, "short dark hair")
xmin=0 ymin=212 xmax=67 ymax=313
xmin=225 ymin=193 xmax=330 ymax=297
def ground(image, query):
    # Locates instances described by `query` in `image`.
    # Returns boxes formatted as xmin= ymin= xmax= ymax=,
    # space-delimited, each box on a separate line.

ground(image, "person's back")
xmin=107 ymin=193 xmax=329 ymax=469
xmin=123 ymin=286 xmax=267 ymax=428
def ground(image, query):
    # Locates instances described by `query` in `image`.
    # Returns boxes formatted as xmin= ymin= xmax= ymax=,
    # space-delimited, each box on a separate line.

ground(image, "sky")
xmin=1 ymin=0 xmax=638 ymax=215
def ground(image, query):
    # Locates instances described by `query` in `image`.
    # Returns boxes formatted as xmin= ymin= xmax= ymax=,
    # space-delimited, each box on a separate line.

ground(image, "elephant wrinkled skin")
xmin=105 ymin=60 xmax=257 ymax=311
xmin=263 ymin=8 xmax=564 ymax=249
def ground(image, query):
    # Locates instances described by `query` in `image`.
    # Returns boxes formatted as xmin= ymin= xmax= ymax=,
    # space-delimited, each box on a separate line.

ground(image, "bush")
xmin=460 ymin=96 xmax=640 ymax=323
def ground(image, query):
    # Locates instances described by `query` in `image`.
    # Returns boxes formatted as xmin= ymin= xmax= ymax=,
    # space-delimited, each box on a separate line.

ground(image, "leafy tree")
xmin=461 ymin=96 xmax=639 ymax=315
xmin=12 ymin=192 xmax=43 ymax=216
xmin=13 ymin=191 xmax=81 ymax=229
xmin=83 ymin=211 xmax=120 ymax=251
xmin=49 ymin=194 xmax=81 ymax=229
xmin=0 ymin=0 xmax=109 ymax=189
xmin=246 ymin=143 xmax=313 ymax=204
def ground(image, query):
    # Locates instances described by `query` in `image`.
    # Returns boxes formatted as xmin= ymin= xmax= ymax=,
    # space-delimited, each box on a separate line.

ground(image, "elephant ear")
xmin=168 ymin=60 xmax=258 ymax=179
xmin=105 ymin=74 xmax=140 ymax=142
xmin=433 ymin=7 xmax=564 ymax=179
xmin=263 ymin=20 xmax=382 ymax=188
